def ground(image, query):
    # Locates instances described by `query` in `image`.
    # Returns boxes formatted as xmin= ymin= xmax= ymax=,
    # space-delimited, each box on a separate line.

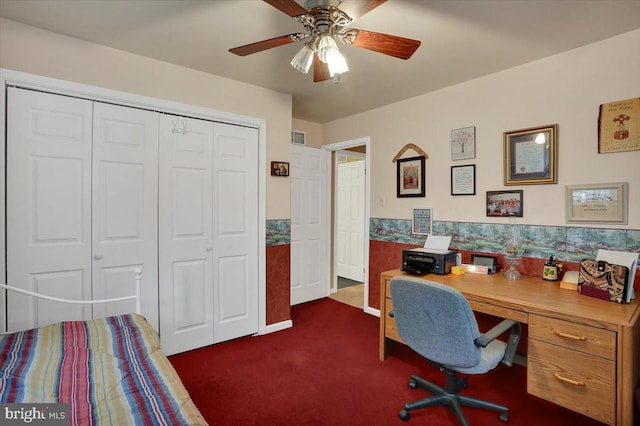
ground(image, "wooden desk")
xmin=380 ymin=269 xmax=640 ymax=426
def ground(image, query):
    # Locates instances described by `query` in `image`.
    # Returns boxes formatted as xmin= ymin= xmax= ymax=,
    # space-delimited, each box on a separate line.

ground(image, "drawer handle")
xmin=554 ymin=373 xmax=585 ymax=387
xmin=554 ymin=330 xmax=587 ymax=341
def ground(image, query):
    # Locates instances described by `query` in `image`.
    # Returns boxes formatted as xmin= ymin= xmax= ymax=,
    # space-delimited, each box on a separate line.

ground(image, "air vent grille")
xmin=291 ymin=131 xmax=306 ymax=145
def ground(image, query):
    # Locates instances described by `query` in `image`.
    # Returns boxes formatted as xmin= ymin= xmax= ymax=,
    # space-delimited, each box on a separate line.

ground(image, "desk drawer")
xmin=385 ymin=298 xmax=404 ymax=343
xmin=529 ymin=314 xmax=616 ymax=360
xmin=528 ymin=339 xmax=615 ymax=425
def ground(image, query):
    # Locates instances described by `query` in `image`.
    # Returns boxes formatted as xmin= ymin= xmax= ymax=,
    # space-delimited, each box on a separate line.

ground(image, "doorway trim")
xmin=0 ymin=68 xmax=268 ymax=335
xmin=323 ymin=137 xmax=373 ymax=315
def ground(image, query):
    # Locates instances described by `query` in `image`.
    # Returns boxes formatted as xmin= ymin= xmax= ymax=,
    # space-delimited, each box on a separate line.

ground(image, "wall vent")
xmin=291 ymin=130 xmax=306 ymax=145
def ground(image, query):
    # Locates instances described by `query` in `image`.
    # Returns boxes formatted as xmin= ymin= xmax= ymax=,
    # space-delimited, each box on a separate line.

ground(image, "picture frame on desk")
xmin=471 ymin=254 xmax=498 ymax=274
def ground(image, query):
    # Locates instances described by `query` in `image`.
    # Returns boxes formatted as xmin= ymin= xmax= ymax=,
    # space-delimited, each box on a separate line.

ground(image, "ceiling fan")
xmin=229 ymin=0 xmax=421 ymax=82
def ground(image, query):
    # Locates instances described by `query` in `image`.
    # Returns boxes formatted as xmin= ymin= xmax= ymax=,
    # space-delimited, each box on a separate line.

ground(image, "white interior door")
xmin=159 ymin=115 xmax=214 ymax=355
xmin=91 ymin=103 xmax=159 ymax=331
xmin=290 ymin=145 xmax=328 ymax=305
xmin=6 ymin=87 xmax=93 ymax=330
xmin=336 ymin=156 xmax=365 ymax=282
xmin=212 ymin=122 xmax=259 ymax=343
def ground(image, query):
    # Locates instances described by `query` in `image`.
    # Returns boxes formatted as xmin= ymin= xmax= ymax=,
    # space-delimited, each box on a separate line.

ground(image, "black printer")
xmin=401 ymin=248 xmax=457 ymax=275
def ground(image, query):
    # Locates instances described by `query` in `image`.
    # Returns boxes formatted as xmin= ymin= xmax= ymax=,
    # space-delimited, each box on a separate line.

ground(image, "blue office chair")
xmin=390 ymin=277 xmax=521 ymax=425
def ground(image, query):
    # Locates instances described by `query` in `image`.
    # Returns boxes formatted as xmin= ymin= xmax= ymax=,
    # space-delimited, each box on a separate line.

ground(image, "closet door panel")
xmin=92 ymin=103 xmax=159 ymax=330
xmin=212 ymin=123 xmax=259 ymax=343
xmin=159 ymin=116 xmax=214 ymax=355
xmin=6 ymin=88 xmax=92 ymax=330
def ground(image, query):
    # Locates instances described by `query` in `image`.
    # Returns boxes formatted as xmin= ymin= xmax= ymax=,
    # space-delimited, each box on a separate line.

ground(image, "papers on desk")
xmin=596 ymin=249 xmax=638 ymax=303
xmin=423 ymin=235 xmax=452 ymax=254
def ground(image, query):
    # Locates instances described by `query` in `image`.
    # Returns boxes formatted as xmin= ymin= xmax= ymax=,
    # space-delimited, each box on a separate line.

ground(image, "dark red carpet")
xmin=169 ymin=298 xmax=604 ymax=425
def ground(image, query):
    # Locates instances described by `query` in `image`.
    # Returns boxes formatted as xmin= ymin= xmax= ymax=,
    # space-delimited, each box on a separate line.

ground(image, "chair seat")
xmin=454 ymin=339 xmax=506 ymax=374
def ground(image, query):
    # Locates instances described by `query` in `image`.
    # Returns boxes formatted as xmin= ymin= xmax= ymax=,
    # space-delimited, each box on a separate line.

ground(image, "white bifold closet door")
xmin=6 ymin=87 xmax=159 ymax=332
xmin=159 ymin=116 xmax=258 ymax=355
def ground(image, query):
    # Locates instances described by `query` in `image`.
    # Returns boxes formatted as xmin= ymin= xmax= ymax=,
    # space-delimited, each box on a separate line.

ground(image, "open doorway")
xmin=324 ymin=137 xmax=371 ymax=313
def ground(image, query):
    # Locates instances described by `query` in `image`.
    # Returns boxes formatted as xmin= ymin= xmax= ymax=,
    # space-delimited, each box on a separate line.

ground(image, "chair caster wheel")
xmin=499 ymin=411 xmax=508 ymax=422
xmin=408 ymin=379 xmax=417 ymax=389
xmin=399 ymin=409 xmax=411 ymax=421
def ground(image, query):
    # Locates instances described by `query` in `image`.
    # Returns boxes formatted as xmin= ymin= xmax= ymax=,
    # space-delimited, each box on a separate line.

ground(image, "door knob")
xmin=206 ymin=246 xmax=213 ymax=252
xmin=94 ymin=254 xmax=104 ymax=260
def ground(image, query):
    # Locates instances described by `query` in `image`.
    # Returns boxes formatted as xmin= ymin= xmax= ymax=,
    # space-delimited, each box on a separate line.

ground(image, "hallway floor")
xmin=329 ymin=283 xmax=364 ymax=309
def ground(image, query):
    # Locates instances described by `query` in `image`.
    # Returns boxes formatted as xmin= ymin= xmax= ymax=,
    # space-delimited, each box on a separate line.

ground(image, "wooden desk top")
xmin=382 ymin=269 xmax=640 ymax=330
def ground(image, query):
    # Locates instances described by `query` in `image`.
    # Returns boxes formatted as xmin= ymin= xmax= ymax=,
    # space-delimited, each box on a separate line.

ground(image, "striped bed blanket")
xmin=0 ymin=313 xmax=207 ymax=425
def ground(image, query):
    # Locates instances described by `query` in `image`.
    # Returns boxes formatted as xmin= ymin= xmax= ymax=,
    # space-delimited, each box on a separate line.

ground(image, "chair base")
xmin=398 ymin=372 xmax=508 ymax=426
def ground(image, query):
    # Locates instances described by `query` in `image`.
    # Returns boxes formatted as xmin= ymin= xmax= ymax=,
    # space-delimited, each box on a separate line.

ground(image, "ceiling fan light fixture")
xmin=317 ymin=33 xmax=339 ymax=63
xmin=327 ymin=50 xmax=349 ymax=77
xmin=290 ymin=44 xmax=314 ymax=74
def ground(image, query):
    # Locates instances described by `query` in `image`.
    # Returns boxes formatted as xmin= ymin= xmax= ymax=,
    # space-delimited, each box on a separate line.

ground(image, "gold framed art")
xmin=504 ymin=124 xmax=557 ymax=185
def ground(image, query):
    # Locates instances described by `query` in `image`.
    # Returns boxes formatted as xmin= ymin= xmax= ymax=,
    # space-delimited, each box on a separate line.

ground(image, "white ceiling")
xmin=1 ymin=0 xmax=639 ymax=123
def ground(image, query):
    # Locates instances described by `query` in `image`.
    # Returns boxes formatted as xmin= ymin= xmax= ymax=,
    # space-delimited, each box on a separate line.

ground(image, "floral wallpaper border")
xmin=266 ymin=219 xmax=290 ymax=246
xmin=268 ymin=217 xmax=640 ymax=263
xmin=370 ymin=218 xmax=640 ymax=263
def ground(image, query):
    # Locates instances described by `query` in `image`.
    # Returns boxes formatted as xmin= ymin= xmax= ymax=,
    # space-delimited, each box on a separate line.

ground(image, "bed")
xmin=0 ymin=273 xmax=207 ymax=425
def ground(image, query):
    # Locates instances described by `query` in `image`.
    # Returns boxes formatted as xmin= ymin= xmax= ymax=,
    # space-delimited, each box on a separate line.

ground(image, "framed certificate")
xmin=565 ymin=182 xmax=628 ymax=224
xmin=451 ymin=164 xmax=476 ymax=195
xmin=504 ymin=124 xmax=557 ymax=185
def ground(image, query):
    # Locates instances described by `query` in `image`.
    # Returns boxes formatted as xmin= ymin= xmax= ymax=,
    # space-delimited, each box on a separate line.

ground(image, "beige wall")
xmin=324 ymin=29 xmax=640 ymax=229
xmin=292 ymin=118 xmax=324 ymax=148
xmin=0 ymin=18 xmax=292 ymax=220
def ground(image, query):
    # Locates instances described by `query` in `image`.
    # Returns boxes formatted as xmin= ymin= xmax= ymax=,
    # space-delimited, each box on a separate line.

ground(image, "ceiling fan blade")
xmin=313 ymin=54 xmax=331 ymax=82
xmin=338 ymin=0 xmax=387 ymax=20
xmin=264 ymin=0 xmax=308 ymax=17
xmin=347 ymin=29 xmax=421 ymax=60
xmin=229 ymin=34 xmax=304 ymax=56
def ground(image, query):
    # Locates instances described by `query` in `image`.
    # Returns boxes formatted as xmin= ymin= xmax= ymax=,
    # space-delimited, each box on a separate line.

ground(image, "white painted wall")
xmin=323 ymin=29 xmax=640 ymax=229
xmin=0 ymin=18 xmax=292 ymax=220
xmin=292 ymin=118 xmax=324 ymax=149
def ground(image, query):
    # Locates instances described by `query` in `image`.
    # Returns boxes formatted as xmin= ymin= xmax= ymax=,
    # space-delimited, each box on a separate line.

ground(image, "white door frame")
xmin=0 ymin=68 xmax=268 ymax=335
xmin=323 ymin=137 xmax=373 ymax=315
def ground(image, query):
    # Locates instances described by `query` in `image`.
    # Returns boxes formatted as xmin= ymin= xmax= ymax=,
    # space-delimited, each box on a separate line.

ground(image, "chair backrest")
xmin=390 ymin=277 xmax=481 ymax=368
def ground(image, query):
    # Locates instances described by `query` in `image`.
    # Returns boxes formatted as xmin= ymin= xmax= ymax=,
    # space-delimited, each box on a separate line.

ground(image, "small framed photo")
xmin=271 ymin=161 xmax=289 ymax=177
xmin=451 ymin=164 xmax=476 ymax=195
xmin=397 ymin=156 xmax=425 ymax=198
xmin=451 ymin=126 xmax=476 ymax=161
xmin=504 ymin=124 xmax=557 ymax=185
xmin=565 ymin=182 xmax=628 ymax=224
xmin=486 ymin=190 xmax=523 ymax=217
xmin=471 ymin=254 xmax=498 ymax=274
xmin=412 ymin=208 xmax=433 ymax=236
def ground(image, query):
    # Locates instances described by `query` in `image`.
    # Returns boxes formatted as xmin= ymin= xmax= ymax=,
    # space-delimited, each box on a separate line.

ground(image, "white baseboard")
xmin=263 ymin=319 xmax=293 ymax=334
xmin=364 ymin=306 xmax=381 ymax=317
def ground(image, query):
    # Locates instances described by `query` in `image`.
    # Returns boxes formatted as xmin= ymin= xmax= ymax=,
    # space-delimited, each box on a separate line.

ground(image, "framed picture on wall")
xmin=397 ymin=156 xmax=425 ymax=197
xmin=412 ymin=208 xmax=433 ymax=236
xmin=451 ymin=126 xmax=476 ymax=160
xmin=486 ymin=190 xmax=523 ymax=217
xmin=565 ymin=182 xmax=628 ymax=224
xmin=451 ymin=164 xmax=476 ymax=195
xmin=270 ymin=161 xmax=289 ymax=176
xmin=504 ymin=124 xmax=557 ymax=185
